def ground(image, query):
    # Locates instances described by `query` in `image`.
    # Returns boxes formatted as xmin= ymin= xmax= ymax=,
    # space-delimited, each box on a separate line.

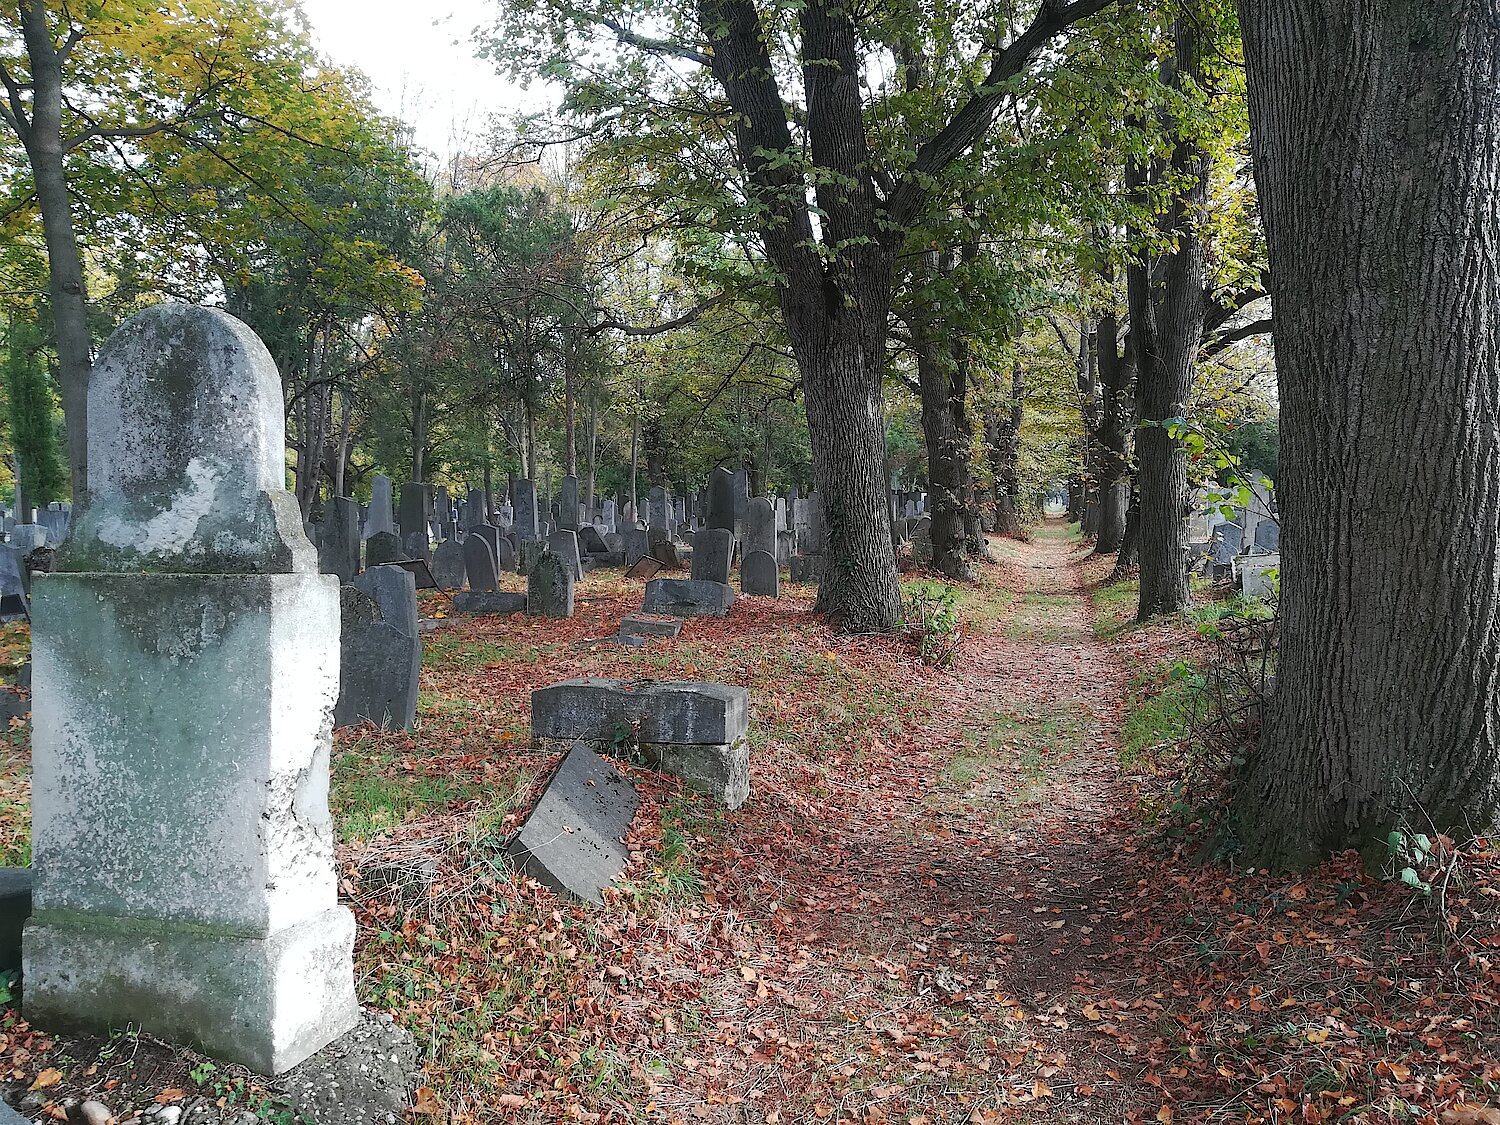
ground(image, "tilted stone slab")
xmin=533 ymin=678 xmax=748 ymax=748
xmin=643 ymin=577 xmax=734 ymax=617
xmin=619 ymin=615 xmax=683 ymax=639
xmin=506 ymin=743 xmax=638 ymax=904
xmin=452 ymin=590 xmax=527 ymax=615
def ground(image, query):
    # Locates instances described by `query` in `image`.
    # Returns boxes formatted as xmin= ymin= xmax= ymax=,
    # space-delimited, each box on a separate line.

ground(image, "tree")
xmin=4 ymin=315 xmax=61 ymax=514
xmin=487 ymin=0 xmax=1114 ymax=631
xmin=1228 ymin=1 xmax=1500 ymax=866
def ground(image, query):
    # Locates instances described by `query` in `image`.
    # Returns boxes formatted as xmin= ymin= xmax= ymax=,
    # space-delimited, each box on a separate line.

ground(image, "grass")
xmin=1118 ymin=659 xmax=1208 ymax=770
xmin=930 ymin=703 xmax=1091 ymax=826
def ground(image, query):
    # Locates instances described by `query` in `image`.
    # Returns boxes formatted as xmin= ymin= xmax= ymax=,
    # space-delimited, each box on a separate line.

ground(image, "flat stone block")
xmin=638 ymin=740 xmax=749 ymax=810
xmin=619 ymin=614 xmax=683 ymax=639
xmin=452 ymin=590 xmax=527 ymax=615
xmin=532 ymin=677 xmax=749 ymax=746
xmin=642 ymin=578 xmax=735 ymax=617
xmin=0 ymin=867 xmax=31 ymax=972
xmin=24 ymin=906 xmax=358 ymax=1075
xmin=507 ymin=744 xmax=638 ymax=904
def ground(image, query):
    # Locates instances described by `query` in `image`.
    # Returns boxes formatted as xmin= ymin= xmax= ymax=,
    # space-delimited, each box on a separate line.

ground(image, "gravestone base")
xmin=24 ymin=905 xmax=358 ymax=1076
xmin=642 ymin=578 xmax=735 ymax=617
xmin=28 ymin=571 xmax=355 ymax=1075
xmin=636 ymin=741 xmax=749 ymax=810
xmin=452 ymin=590 xmax=527 ymax=615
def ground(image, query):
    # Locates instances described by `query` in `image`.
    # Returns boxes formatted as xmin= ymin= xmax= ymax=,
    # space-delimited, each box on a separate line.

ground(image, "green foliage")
xmin=1226 ymin=417 xmax=1280 ymax=482
xmin=4 ymin=318 xmax=64 ymax=506
xmin=904 ymin=581 xmax=963 ymax=667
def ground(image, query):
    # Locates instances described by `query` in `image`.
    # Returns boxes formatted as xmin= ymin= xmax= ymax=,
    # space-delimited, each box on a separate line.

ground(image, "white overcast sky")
xmin=298 ymin=0 xmax=548 ymax=161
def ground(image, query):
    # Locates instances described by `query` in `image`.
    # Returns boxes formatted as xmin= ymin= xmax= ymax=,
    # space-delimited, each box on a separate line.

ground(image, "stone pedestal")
xmin=27 ymin=572 xmax=357 ymax=1073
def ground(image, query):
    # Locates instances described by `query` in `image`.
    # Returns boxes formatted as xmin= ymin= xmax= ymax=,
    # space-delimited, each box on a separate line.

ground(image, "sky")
xmin=298 ymin=0 xmax=548 ymax=162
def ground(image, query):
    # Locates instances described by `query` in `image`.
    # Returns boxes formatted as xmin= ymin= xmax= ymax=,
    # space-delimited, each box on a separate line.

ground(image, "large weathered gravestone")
xmin=513 ymin=479 xmax=541 ymax=542
xmin=463 ymin=533 xmax=499 ymax=593
xmin=430 ymin=538 xmax=467 ymax=591
xmin=1252 ymin=518 xmax=1280 ymax=553
xmin=30 ymin=304 xmax=357 ymax=1074
xmin=532 ymin=679 xmax=751 ymax=809
xmin=741 ymin=549 xmax=779 ymax=598
xmin=648 ymin=485 xmax=671 ymax=532
xmin=743 ymin=497 xmax=776 ymax=558
xmin=365 ymin=475 xmax=395 ymax=539
xmin=578 ymin=525 xmax=609 ymax=557
xmin=317 ymin=497 xmax=361 ymax=584
xmin=506 ymin=743 xmax=638 ymax=904
xmin=528 ymin=550 xmax=574 ymax=618
xmin=336 ymin=565 xmax=420 ymax=732
xmin=643 ymin=577 xmax=735 ymax=617
xmin=559 ymin=476 xmax=580 ymax=531
xmin=690 ymin=527 xmax=735 ymax=584
xmin=463 ymin=488 xmax=486 ymax=533
xmin=548 ymin=529 xmax=583 ymax=580
xmin=398 ymin=484 xmax=429 ymax=560
xmin=623 ymin=527 xmax=650 ymax=568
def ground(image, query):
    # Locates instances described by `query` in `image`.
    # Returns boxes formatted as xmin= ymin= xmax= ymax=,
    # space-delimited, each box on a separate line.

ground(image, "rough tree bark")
xmin=913 ymin=302 xmax=976 ymax=580
xmin=1229 ymin=0 xmax=1500 ymax=866
xmin=9 ymin=5 xmax=93 ymax=498
xmin=1132 ymin=23 xmax=1210 ymax=622
xmin=1093 ymin=307 xmax=1133 ymax=554
xmin=987 ymin=362 xmax=1024 ymax=538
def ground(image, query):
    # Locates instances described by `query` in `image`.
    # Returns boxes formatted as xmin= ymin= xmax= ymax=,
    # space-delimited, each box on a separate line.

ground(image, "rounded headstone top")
xmin=58 ymin=303 xmax=315 ymax=574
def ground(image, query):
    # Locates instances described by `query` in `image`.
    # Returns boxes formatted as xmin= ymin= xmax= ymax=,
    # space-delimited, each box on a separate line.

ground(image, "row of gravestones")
xmin=1191 ymin=478 xmax=1281 ymax=599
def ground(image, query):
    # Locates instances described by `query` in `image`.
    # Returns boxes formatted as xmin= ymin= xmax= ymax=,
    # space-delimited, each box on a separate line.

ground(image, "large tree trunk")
xmin=1230 ymin=0 xmax=1500 ymax=866
xmin=18 ymin=4 xmax=91 ymax=499
xmin=987 ymin=362 xmax=1024 ymax=538
xmin=796 ymin=306 xmax=902 ymax=632
xmin=914 ymin=314 xmax=974 ymax=580
xmin=1133 ymin=22 xmax=1210 ymax=622
xmin=1093 ymin=310 xmax=1133 ymax=554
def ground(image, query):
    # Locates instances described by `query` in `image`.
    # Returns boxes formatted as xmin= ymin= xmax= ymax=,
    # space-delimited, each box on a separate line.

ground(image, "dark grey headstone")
xmin=473 ymin=523 xmax=502 ymax=566
xmin=506 ymin=743 xmax=638 ymax=905
xmin=619 ymin=615 xmax=683 ymax=640
xmin=648 ymin=485 xmax=670 ymax=531
xmin=335 ymin=566 xmax=420 ymax=732
xmin=1253 ymin=519 xmax=1280 ymax=552
xmin=0 ymin=866 xmax=31 ymax=972
xmin=707 ymin=466 xmax=735 ymax=531
xmin=559 ymin=475 xmax=580 ymax=530
xmin=514 ymin=479 xmax=541 ymax=542
xmin=430 ymin=538 xmax=467 ymax=591
xmin=741 ymin=549 xmax=779 ymax=598
xmin=548 ymin=529 xmax=583 ymax=580
xmin=495 ymin=535 xmax=517 ymax=574
xmin=452 ymin=590 xmax=527 ymax=615
xmin=624 ymin=528 xmax=650 ymax=567
xmin=401 ymin=530 xmax=430 ymax=564
xmin=463 ymin=534 xmax=499 ymax=592
xmin=1212 ymin=523 xmax=1242 ymax=565
xmin=398 ymin=483 xmax=429 ymax=546
xmin=743 ymin=497 xmax=776 ymax=558
xmin=643 ymin=577 xmax=735 ymax=617
xmin=318 ymin=497 xmax=361 ymax=584
xmin=528 ymin=551 xmax=575 ymax=618
xmin=732 ymin=468 xmax=750 ymax=525
xmin=365 ymin=531 xmax=404 ymax=567
xmin=578 ymin=525 xmax=609 ymax=556
xmin=690 ymin=527 xmax=735 ymax=584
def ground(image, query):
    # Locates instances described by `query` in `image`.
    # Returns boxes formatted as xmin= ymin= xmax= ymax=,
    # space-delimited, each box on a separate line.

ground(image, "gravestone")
xmin=366 ymin=530 xmax=403 ymax=567
xmin=690 ymin=527 xmax=735 ymax=583
xmin=741 ymin=549 xmax=779 ymax=598
xmin=601 ymin=499 xmax=617 ymax=534
xmin=452 ymin=590 xmax=527 ymax=615
xmin=743 ymin=497 xmax=776 ymax=558
xmin=506 ymin=743 xmax=637 ymax=904
xmin=336 ymin=565 xmax=420 ymax=732
xmin=398 ymin=483 xmax=429 ymax=549
xmin=434 ymin=486 xmax=454 ymax=540
xmin=643 ymin=577 xmax=735 ymax=617
xmin=472 ymin=523 xmax=503 ymax=567
xmin=29 ymin=304 xmax=357 ymax=1074
xmin=910 ymin=517 xmax=933 ymax=564
xmin=801 ymin=493 xmax=824 ymax=554
xmin=1253 ymin=519 xmax=1280 ymax=553
xmin=579 ymin=525 xmax=609 ymax=556
xmin=0 ymin=546 xmax=25 ymax=620
xmin=732 ymin=468 xmax=750 ymax=526
xmin=532 ymin=678 xmax=750 ymax=809
xmin=366 ymin=475 xmax=396 ymax=538
xmin=528 ymin=551 xmax=574 ymax=618
xmin=463 ymin=489 xmax=486 ymax=533
xmin=317 ymin=497 xmax=361 ymax=585
xmin=1239 ymin=553 xmax=1280 ymax=600
xmin=648 ymin=485 xmax=670 ymax=531
xmin=495 ymin=535 xmax=517 ymax=574
xmin=548 ymin=529 xmax=583 ymax=580
xmin=514 ymin=479 xmax=541 ymax=542
xmin=1211 ymin=523 xmax=1242 ymax=567
xmin=619 ymin=615 xmax=683 ymax=640
xmin=708 ymin=467 xmax=735 ymax=531
xmin=430 ymin=538 xmax=467 ymax=591
xmin=624 ymin=527 xmax=650 ymax=568
xmin=463 ymin=534 xmax=499 ymax=593
xmin=559 ymin=476 xmax=580 ymax=530
xmin=8 ymin=524 xmax=44 ymax=553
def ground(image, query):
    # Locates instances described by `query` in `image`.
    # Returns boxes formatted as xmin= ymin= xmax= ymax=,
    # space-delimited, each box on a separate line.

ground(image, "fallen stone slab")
xmin=532 ymin=678 xmax=751 ymax=809
xmin=533 ymin=678 xmax=748 ymax=746
xmin=643 ymin=577 xmax=735 ymax=617
xmin=619 ymin=614 xmax=684 ymax=640
xmin=506 ymin=743 xmax=638 ymax=904
xmin=451 ymin=590 xmax=527 ymax=615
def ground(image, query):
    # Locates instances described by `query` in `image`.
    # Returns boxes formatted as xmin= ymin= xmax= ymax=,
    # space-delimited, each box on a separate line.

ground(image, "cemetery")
xmin=0 ymin=2 xmax=1493 ymax=1124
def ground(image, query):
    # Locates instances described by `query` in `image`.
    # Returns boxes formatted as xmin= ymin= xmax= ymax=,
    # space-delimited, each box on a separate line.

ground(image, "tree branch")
xmin=1202 ymin=316 xmax=1273 ymax=358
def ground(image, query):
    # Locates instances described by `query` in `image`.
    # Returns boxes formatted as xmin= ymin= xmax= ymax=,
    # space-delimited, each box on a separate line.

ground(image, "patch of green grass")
xmin=1091 ymin=577 xmax=1141 ymax=639
xmin=930 ymin=704 xmax=1090 ymax=825
xmin=1119 ymin=660 xmax=1208 ymax=769
xmin=1007 ymin=592 xmax=1088 ymax=642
